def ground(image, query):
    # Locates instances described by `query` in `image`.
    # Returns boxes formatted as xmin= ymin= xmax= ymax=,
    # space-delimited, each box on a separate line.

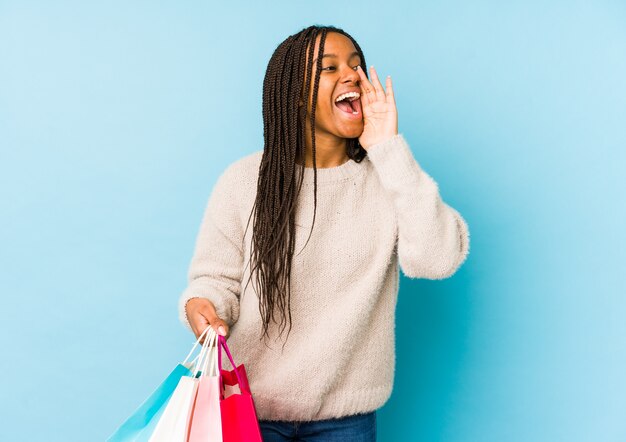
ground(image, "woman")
xmin=179 ymin=24 xmax=470 ymax=441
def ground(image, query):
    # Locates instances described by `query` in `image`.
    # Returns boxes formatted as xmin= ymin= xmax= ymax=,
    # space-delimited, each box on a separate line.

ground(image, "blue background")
xmin=1 ymin=1 xmax=625 ymax=441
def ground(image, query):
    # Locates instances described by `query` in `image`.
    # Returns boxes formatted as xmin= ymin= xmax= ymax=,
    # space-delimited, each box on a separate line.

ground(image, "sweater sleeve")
xmin=178 ymin=164 xmax=244 ymax=332
xmin=366 ymin=133 xmax=470 ymax=279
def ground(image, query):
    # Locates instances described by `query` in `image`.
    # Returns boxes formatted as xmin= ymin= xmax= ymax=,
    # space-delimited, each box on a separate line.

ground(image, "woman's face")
xmin=303 ymin=32 xmax=364 ymax=142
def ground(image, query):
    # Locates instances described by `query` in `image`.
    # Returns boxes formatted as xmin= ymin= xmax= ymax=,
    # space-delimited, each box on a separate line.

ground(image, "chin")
xmin=338 ymin=126 xmax=364 ymax=139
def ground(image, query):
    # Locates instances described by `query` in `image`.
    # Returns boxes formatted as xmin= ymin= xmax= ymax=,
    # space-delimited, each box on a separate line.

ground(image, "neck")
xmin=299 ymin=131 xmax=349 ymax=169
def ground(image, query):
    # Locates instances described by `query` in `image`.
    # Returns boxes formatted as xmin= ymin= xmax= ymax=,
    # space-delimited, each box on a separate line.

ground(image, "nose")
xmin=340 ymin=64 xmax=360 ymax=85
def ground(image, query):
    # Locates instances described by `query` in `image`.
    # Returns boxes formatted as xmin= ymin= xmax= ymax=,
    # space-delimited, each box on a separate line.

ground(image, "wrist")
xmin=184 ymin=296 xmax=201 ymax=319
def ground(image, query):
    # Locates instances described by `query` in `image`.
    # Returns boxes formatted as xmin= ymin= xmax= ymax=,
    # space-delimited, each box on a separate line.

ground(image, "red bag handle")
xmin=217 ymin=335 xmax=246 ymax=389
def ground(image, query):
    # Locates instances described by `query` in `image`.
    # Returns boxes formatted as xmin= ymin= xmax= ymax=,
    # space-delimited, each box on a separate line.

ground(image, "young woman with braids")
xmin=179 ymin=25 xmax=470 ymax=441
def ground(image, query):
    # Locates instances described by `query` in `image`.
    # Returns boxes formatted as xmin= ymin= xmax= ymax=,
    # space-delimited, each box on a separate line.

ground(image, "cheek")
xmin=317 ymin=85 xmax=335 ymax=113
xmin=305 ymin=79 xmax=335 ymax=120
xmin=308 ymin=99 xmax=332 ymax=122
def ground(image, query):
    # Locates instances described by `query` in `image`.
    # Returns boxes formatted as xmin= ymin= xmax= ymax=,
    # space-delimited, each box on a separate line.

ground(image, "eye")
xmin=322 ymin=65 xmax=361 ymax=72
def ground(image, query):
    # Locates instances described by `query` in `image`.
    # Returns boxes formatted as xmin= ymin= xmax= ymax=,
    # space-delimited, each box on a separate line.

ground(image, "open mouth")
xmin=334 ymin=95 xmax=362 ymax=118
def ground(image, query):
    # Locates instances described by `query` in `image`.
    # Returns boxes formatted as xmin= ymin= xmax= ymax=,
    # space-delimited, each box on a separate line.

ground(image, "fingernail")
xmin=218 ymin=326 xmax=226 ymax=336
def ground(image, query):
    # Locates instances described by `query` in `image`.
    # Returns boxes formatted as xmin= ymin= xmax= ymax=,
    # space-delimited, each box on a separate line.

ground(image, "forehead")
xmin=309 ymin=32 xmax=358 ymax=59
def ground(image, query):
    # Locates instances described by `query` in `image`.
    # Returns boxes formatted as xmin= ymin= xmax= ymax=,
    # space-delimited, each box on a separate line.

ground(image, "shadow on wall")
xmin=381 ymin=272 xmax=473 ymax=440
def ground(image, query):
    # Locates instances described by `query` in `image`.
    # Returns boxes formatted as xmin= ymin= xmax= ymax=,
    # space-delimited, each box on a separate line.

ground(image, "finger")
xmin=198 ymin=304 xmax=229 ymax=338
xmin=201 ymin=326 xmax=219 ymax=347
xmin=196 ymin=306 xmax=217 ymax=340
xmin=192 ymin=313 xmax=211 ymax=344
xmin=356 ymin=65 xmax=374 ymax=106
xmin=385 ymin=75 xmax=395 ymax=104
xmin=188 ymin=301 xmax=212 ymax=343
xmin=212 ymin=318 xmax=229 ymax=338
xmin=185 ymin=301 xmax=199 ymax=338
xmin=355 ymin=65 xmax=369 ymax=106
xmin=369 ymin=66 xmax=385 ymax=100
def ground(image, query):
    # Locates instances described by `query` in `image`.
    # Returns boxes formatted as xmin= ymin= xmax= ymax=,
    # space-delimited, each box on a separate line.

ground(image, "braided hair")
xmin=241 ymin=25 xmax=368 ymax=347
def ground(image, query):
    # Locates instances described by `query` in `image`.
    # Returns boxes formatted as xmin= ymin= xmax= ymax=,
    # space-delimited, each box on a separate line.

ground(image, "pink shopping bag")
xmin=217 ymin=335 xmax=262 ymax=442
xmin=188 ymin=327 xmax=223 ymax=441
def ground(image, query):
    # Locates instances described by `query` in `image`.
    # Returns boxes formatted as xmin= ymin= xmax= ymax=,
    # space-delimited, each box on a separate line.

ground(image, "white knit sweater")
xmin=178 ymin=133 xmax=470 ymax=422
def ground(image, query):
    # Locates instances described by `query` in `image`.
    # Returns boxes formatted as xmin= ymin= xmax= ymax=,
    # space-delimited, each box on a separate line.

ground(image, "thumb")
xmin=199 ymin=305 xmax=229 ymax=338
xmin=214 ymin=319 xmax=229 ymax=337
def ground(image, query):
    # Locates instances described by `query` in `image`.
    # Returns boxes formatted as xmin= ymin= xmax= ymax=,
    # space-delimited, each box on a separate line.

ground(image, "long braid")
xmin=240 ymin=25 xmax=369 ymax=348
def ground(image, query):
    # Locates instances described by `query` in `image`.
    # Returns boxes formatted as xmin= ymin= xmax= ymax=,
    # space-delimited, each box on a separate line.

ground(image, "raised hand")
xmin=356 ymin=65 xmax=398 ymax=150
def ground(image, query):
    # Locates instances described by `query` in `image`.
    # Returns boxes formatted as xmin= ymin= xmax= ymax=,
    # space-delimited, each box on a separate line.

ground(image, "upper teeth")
xmin=335 ymin=92 xmax=360 ymax=102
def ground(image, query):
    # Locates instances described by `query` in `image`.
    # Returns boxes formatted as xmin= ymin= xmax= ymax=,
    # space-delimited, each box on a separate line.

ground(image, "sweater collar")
xmin=296 ymin=157 xmax=365 ymax=185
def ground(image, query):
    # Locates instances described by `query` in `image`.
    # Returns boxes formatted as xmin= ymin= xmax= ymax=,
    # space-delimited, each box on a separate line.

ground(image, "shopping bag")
xmin=218 ymin=335 xmax=263 ymax=442
xmin=106 ymin=363 xmax=192 ymax=442
xmin=148 ymin=326 xmax=215 ymax=442
xmin=188 ymin=327 xmax=223 ymax=441
xmin=148 ymin=376 xmax=198 ymax=441
xmin=107 ymin=326 xmax=209 ymax=442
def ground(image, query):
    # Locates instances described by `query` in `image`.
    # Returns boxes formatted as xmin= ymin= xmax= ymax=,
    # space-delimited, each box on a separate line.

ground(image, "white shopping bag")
xmin=148 ymin=327 xmax=213 ymax=442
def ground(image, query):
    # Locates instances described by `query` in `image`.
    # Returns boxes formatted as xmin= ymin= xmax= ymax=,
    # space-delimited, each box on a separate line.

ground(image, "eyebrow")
xmin=313 ymin=51 xmax=360 ymax=64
